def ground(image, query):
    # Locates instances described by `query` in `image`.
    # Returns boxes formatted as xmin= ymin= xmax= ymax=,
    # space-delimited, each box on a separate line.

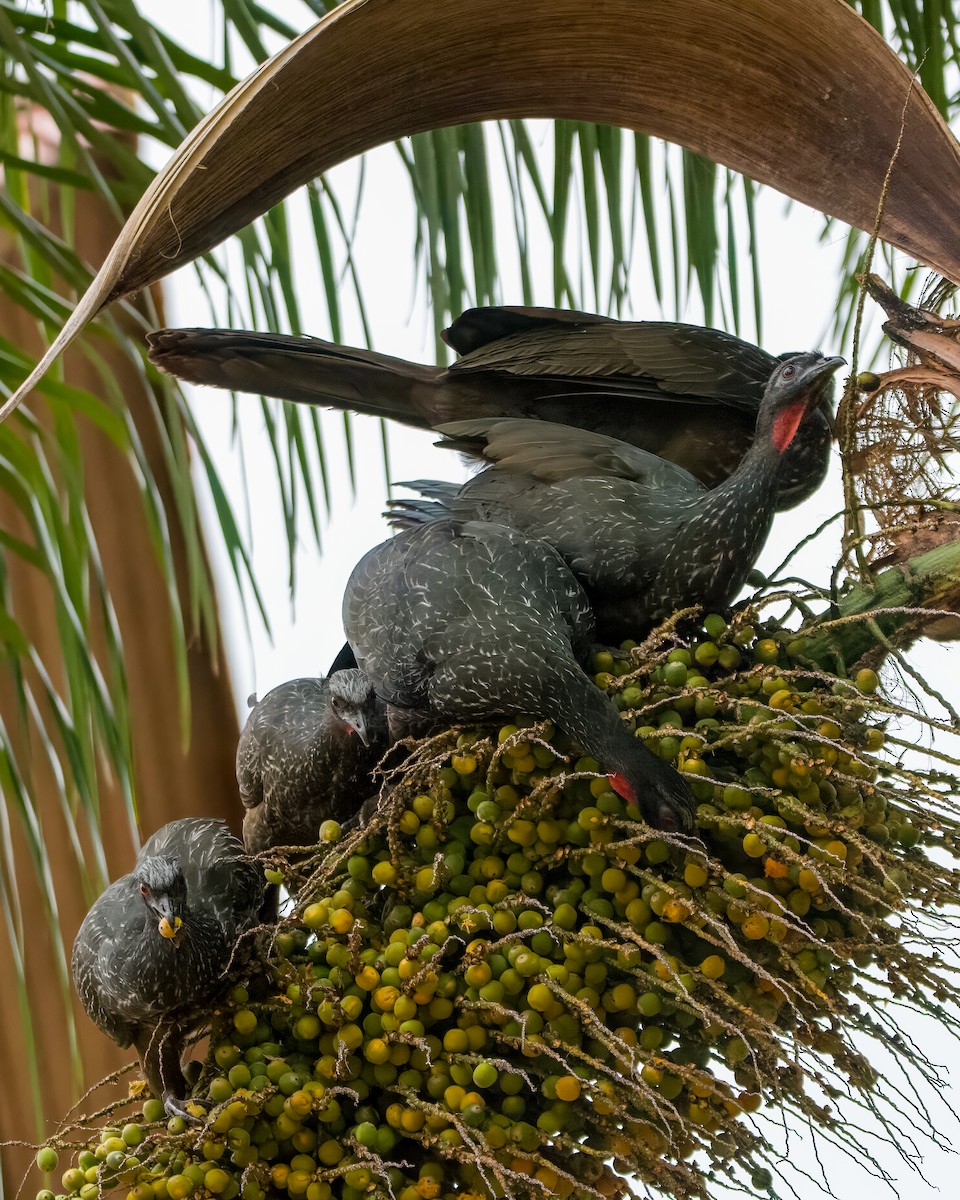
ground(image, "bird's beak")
xmin=158 ymin=915 xmax=184 ymax=945
xmin=345 ymin=713 xmax=370 ymax=746
xmin=803 ymin=356 xmax=846 ymax=406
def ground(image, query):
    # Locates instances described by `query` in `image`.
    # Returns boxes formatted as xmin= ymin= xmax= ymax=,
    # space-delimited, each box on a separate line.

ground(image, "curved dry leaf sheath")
xmin=6 ymin=0 xmax=960 ymax=420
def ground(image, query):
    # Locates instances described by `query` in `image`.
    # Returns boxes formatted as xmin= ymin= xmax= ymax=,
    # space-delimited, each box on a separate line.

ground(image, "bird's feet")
xmin=341 ymin=792 xmax=383 ymax=835
xmin=163 ymin=1091 xmax=207 ymax=1123
xmin=590 ymin=641 xmax=630 ymax=666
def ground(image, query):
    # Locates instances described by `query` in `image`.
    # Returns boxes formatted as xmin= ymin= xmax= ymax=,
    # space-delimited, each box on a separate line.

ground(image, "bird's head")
xmin=760 ymin=352 xmax=845 ymax=455
xmin=329 ymin=668 xmax=382 ymax=747
xmin=136 ymin=855 xmax=187 ymax=947
xmin=608 ymin=758 xmax=696 ymax=835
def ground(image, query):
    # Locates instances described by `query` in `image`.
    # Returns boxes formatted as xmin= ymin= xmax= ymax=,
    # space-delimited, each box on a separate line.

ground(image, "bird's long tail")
xmin=147 ymin=328 xmax=441 ymax=428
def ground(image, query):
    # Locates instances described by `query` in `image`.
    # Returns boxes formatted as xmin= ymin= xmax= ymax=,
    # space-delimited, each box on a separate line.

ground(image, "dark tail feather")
xmin=147 ymin=328 xmax=441 ymax=428
xmin=385 ymin=498 xmax=450 ymax=530
xmin=386 ymin=479 xmax=461 ymax=529
xmin=393 ymin=478 xmax=463 ymax=502
xmin=327 ymin=641 xmax=358 ymax=675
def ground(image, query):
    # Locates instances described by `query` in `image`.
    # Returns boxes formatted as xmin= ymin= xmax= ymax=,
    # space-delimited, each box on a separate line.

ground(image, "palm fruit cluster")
xmin=40 ymin=614 xmax=959 ymax=1200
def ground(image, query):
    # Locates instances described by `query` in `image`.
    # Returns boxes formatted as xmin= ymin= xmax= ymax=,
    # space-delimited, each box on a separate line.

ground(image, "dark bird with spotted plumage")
xmin=237 ymin=669 xmax=389 ymax=853
xmin=146 ymin=306 xmax=836 ymax=512
xmin=389 ymin=352 xmax=844 ymax=644
xmin=342 ymin=519 xmax=695 ymax=834
xmin=72 ymin=818 xmax=265 ymax=1119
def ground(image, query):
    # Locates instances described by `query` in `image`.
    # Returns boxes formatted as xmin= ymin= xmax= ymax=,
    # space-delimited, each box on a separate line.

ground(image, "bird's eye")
xmin=140 ymin=883 xmax=150 ymax=898
xmin=781 ymin=364 xmax=797 ymax=381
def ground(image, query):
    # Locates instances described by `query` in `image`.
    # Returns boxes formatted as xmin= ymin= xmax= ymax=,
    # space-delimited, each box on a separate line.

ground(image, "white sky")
xmin=144 ymin=2 xmax=960 ymax=1193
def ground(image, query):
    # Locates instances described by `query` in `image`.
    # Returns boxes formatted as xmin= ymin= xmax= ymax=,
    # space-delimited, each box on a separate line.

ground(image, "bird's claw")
xmin=163 ymin=1093 xmax=207 ymax=1123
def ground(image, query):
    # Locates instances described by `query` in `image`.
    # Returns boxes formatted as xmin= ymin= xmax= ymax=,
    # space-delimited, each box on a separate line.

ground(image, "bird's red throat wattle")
xmin=772 ymin=400 xmax=809 ymax=454
xmin=609 ymin=772 xmax=636 ymax=804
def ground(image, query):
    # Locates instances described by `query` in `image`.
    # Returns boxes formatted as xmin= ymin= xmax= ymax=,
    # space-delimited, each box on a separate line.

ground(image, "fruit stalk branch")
xmin=801 ymin=535 xmax=960 ymax=669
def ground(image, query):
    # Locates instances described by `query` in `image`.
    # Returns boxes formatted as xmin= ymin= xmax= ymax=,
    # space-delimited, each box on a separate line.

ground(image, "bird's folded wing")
xmin=445 ymin=321 xmax=775 ymax=409
xmin=435 ymin=418 xmax=702 ymax=488
xmin=442 ymin=306 xmax=614 ymax=355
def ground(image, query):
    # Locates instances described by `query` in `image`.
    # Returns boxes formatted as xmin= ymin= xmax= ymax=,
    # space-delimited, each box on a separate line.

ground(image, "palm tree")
xmin=1 ymin=0 xmax=958 ymax=1190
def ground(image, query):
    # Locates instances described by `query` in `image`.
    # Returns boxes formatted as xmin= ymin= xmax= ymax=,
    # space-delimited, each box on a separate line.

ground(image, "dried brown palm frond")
xmin=847 ymin=277 xmax=960 ymax=558
xmin=8 ymin=0 xmax=960 ymax=421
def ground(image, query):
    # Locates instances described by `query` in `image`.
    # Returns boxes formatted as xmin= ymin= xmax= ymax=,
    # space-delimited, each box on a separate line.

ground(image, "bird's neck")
xmin=713 ymin=438 xmax=779 ymax=504
xmin=629 ymin=418 xmax=790 ymax=630
xmin=680 ymin=404 xmax=794 ymax=534
xmin=553 ymin=673 xmax=655 ymax=786
xmin=553 ymin=674 xmax=619 ymax=747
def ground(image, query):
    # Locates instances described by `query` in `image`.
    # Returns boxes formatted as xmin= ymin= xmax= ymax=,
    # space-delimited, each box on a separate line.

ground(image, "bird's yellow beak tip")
xmin=158 ymin=915 xmax=183 ymax=940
